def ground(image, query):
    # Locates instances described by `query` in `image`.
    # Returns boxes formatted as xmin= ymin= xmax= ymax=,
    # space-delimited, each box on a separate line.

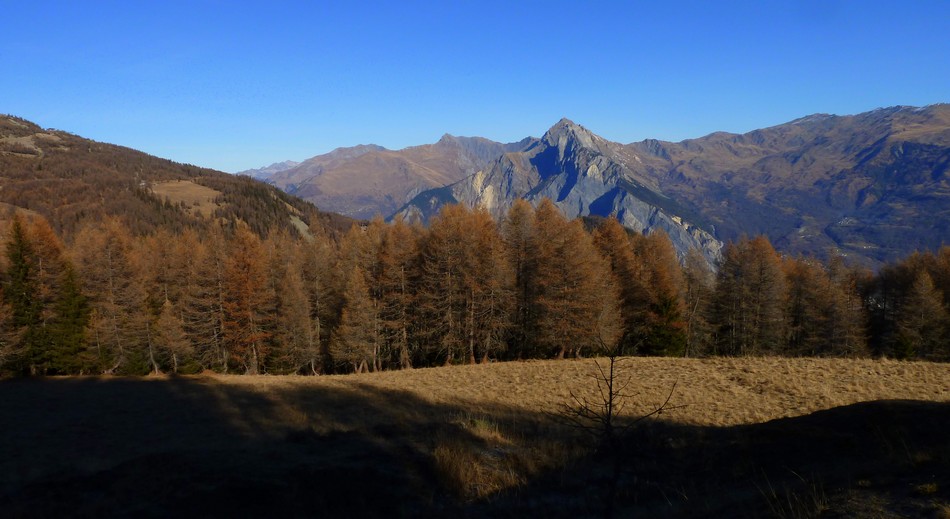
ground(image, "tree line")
xmin=1 ymin=199 xmax=947 ymax=376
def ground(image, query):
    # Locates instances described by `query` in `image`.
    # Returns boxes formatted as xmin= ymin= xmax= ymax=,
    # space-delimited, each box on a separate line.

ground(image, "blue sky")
xmin=3 ymin=1 xmax=948 ymax=172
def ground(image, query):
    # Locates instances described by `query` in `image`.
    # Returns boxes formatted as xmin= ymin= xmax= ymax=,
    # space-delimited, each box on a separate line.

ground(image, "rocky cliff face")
xmin=396 ymin=119 xmax=724 ymax=264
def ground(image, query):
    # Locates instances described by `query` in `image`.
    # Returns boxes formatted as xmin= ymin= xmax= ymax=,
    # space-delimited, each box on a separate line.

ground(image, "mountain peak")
xmin=437 ymin=133 xmax=460 ymax=146
xmin=543 ymin=118 xmax=598 ymax=151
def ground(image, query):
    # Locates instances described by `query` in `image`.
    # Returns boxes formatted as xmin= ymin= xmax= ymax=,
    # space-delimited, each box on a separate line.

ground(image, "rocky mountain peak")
xmin=437 ymin=133 xmax=460 ymax=145
xmin=539 ymin=118 xmax=608 ymax=166
xmin=543 ymin=118 xmax=599 ymax=147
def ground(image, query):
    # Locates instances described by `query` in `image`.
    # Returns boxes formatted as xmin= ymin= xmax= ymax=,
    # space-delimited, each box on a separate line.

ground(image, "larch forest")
xmin=1 ymin=197 xmax=948 ymax=377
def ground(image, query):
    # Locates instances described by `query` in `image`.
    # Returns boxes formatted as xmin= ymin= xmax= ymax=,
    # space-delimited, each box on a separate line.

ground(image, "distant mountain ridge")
xmin=237 ymin=160 xmax=300 ymax=180
xmin=625 ymin=104 xmax=950 ymax=265
xmin=376 ymin=104 xmax=947 ymax=266
xmin=262 ymin=136 xmax=533 ymax=219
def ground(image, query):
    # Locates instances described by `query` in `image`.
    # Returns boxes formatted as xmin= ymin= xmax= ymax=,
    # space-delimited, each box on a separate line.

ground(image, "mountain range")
xmin=249 ymin=104 xmax=950 ymax=266
xmin=241 ymin=136 xmax=532 ymax=220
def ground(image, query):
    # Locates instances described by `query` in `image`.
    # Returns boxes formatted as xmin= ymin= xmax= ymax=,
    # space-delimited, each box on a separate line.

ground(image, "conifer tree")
xmin=895 ymin=270 xmax=948 ymax=360
xmin=0 ymin=288 xmax=20 ymax=372
xmin=221 ymin=226 xmax=274 ymax=374
xmin=532 ymin=200 xmax=621 ymax=358
xmin=338 ymin=219 xmax=384 ymax=369
xmin=47 ymin=265 xmax=88 ymax=373
xmin=155 ymin=299 xmax=193 ymax=373
xmin=636 ymin=230 xmax=688 ymax=356
xmin=501 ymin=199 xmax=538 ymax=359
xmin=683 ymin=248 xmax=714 ymax=356
xmin=71 ymin=218 xmax=150 ymax=374
xmin=179 ymin=228 xmax=229 ymax=371
xmin=824 ymin=255 xmax=869 ymax=357
xmin=713 ymin=236 xmax=786 ymax=355
xmin=299 ymin=221 xmax=340 ymax=374
xmin=414 ymin=205 xmax=514 ymax=364
xmin=332 ymin=265 xmax=376 ymax=373
xmin=2 ymin=216 xmax=42 ymax=372
xmin=593 ymin=218 xmax=649 ymax=355
xmin=264 ymin=232 xmax=316 ymax=374
xmin=378 ymin=216 xmax=418 ymax=369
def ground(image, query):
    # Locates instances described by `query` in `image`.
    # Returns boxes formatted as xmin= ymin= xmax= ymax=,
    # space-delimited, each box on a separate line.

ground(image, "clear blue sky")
xmin=3 ymin=1 xmax=948 ymax=172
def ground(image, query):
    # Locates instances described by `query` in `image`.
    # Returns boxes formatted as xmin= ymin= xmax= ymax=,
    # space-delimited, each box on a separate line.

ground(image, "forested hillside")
xmin=1 ymin=199 xmax=946 ymax=376
xmin=0 ymin=115 xmax=354 ymax=239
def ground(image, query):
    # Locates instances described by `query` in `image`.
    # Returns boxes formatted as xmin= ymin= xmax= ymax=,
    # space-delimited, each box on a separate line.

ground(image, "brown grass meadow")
xmin=150 ymin=180 xmax=224 ymax=219
xmin=1 ymin=357 xmax=948 ymax=517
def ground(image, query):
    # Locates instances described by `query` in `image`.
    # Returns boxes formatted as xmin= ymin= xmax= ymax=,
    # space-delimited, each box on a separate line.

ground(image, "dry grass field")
xmin=1 ymin=357 xmax=948 ymax=517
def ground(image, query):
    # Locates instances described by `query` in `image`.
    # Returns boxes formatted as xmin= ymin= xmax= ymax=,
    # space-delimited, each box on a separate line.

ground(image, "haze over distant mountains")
xmin=249 ymin=104 xmax=950 ymax=266
xmin=240 ymin=137 xmax=533 ymax=220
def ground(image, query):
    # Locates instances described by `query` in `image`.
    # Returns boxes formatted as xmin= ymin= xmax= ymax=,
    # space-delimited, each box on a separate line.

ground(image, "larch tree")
xmin=781 ymin=255 xmax=869 ymax=357
xmin=895 ymin=270 xmax=948 ymax=360
xmin=934 ymin=247 xmax=950 ymax=307
xmin=377 ymin=216 xmax=419 ymax=369
xmin=414 ymin=204 xmax=475 ymax=364
xmin=154 ymin=299 xmax=193 ymax=374
xmin=635 ymin=230 xmax=688 ymax=356
xmin=466 ymin=207 xmax=514 ymax=363
xmin=682 ymin=248 xmax=715 ymax=357
xmin=264 ymin=232 xmax=316 ymax=374
xmin=299 ymin=221 xmax=340 ymax=374
xmin=713 ymin=236 xmax=787 ymax=356
xmin=71 ymin=218 xmax=150 ymax=374
xmin=414 ymin=204 xmax=514 ymax=364
xmin=532 ymin=200 xmax=621 ymax=358
xmin=221 ymin=226 xmax=275 ymax=375
xmin=593 ymin=218 xmax=650 ymax=355
xmin=139 ymin=228 xmax=196 ymax=373
xmin=824 ymin=255 xmax=869 ymax=357
xmin=178 ymin=228 xmax=229 ymax=372
xmin=501 ymin=199 xmax=538 ymax=359
xmin=783 ymin=256 xmax=829 ymax=356
xmin=337 ymin=219 xmax=384 ymax=370
xmin=332 ymin=265 xmax=376 ymax=373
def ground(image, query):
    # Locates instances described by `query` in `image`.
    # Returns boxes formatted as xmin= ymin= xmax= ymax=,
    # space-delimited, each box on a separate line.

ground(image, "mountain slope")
xmin=266 ymin=136 xmax=533 ymax=219
xmin=396 ymin=105 xmax=949 ymax=266
xmin=630 ymin=104 xmax=950 ymax=264
xmin=0 ymin=115 xmax=355 ymax=239
xmin=397 ymin=119 xmax=724 ymax=262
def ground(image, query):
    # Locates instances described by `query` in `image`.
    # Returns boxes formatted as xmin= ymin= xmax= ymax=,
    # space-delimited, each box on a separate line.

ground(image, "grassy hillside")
xmin=1 ymin=357 xmax=947 ymax=517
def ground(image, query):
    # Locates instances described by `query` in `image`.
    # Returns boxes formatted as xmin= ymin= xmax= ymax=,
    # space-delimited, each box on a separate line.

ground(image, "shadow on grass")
xmin=0 ymin=376 xmax=947 ymax=518
xmin=484 ymin=399 xmax=950 ymax=518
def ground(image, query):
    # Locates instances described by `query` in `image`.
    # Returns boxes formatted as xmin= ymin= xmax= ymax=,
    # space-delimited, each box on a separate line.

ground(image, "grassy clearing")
xmin=150 ymin=179 xmax=223 ymax=218
xmin=260 ymin=356 xmax=949 ymax=427
xmin=0 ymin=357 xmax=947 ymax=517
